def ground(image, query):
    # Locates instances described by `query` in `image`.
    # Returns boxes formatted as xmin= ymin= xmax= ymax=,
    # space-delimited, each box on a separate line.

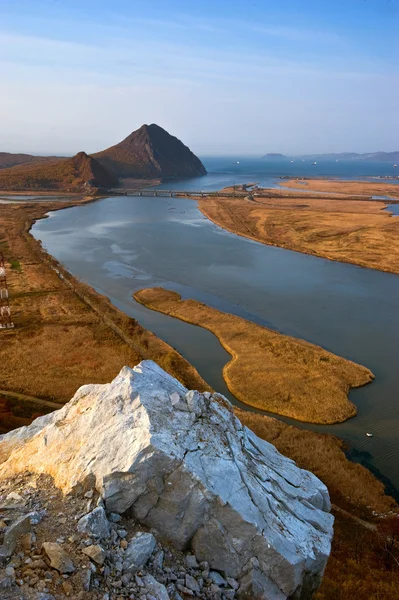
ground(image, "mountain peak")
xmin=94 ymin=124 xmax=206 ymax=179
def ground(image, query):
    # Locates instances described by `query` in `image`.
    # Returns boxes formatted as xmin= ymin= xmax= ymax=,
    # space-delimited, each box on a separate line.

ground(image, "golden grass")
xmin=280 ymin=178 xmax=399 ymax=198
xmin=0 ymin=201 xmax=210 ymax=404
xmin=198 ymin=193 xmax=399 ymax=274
xmin=134 ymin=287 xmax=373 ymax=424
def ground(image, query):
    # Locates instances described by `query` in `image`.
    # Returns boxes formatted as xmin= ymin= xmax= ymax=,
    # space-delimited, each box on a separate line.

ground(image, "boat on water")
xmin=394 ymin=164 xmax=397 ymax=168
xmin=312 ymin=161 xmax=317 ymax=165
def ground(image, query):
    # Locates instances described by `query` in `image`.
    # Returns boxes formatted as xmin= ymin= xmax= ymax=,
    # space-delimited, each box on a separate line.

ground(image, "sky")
xmin=0 ymin=0 xmax=398 ymax=156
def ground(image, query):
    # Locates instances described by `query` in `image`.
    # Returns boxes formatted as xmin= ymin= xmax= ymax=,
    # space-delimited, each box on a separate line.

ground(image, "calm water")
xmin=32 ymin=194 xmax=399 ymax=497
xmin=147 ymin=156 xmax=399 ymax=191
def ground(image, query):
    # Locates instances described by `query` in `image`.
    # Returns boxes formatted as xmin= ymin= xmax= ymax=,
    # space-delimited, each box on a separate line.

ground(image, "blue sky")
xmin=0 ymin=0 xmax=398 ymax=155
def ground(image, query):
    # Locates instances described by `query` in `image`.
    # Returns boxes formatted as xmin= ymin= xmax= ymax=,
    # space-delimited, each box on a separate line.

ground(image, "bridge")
xmin=108 ymin=189 xmax=249 ymax=198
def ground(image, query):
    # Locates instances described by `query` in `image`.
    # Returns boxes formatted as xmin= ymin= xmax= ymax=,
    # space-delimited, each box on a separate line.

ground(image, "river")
xmin=32 ymin=193 xmax=399 ymax=498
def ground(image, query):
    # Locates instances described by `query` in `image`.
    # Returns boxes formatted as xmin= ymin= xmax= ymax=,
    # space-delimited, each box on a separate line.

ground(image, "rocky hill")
xmin=0 ymin=360 xmax=333 ymax=600
xmin=0 ymin=152 xmax=117 ymax=191
xmin=93 ymin=124 xmax=207 ymax=179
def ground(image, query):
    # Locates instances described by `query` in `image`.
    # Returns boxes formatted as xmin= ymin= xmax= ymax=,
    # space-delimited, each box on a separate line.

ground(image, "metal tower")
xmin=0 ymin=252 xmax=14 ymax=329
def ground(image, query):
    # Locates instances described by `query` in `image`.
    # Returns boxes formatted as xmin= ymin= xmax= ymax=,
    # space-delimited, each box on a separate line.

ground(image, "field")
xmin=134 ymin=287 xmax=373 ymax=424
xmin=198 ymin=184 xmax=399 ymax=274
xmin=0 ymin=199 xmax=209 ymax=402
xmin=280 ymin=177 xmax=399 ymax=197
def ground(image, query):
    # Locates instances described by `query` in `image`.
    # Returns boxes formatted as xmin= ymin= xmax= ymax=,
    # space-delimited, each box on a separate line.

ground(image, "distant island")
xmin=0 ymin=124 xmax=206 ymax=191
xmin=262 ymin=153 xmax=288 ymax=160
xmin=262 ymin=151 xmax=399 ymax=162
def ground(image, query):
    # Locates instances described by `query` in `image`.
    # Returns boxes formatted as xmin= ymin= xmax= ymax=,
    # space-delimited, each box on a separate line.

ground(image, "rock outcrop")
xmin=0 ymin=361 xmax=333 ymax=599
xmin=94 ymin=123 xmax=207 ymax=179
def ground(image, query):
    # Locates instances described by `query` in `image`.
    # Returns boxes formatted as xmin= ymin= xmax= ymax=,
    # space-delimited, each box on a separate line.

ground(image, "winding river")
xmin=32 ymin=195 xmax=399 ymax=497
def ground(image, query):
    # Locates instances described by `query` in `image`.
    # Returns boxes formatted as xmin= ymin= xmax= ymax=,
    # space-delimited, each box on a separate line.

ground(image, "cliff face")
xmin=0 ymin=360 xmax=333 ymax=599
xmin=94 ymin=124 xmax=207 ymax=179
xmin=0 ymin=151 xmax=117 ymax=191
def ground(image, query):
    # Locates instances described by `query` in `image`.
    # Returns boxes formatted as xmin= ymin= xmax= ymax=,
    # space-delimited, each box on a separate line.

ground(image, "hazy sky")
xmin=1 ymin=0 xmax=398 ymax=155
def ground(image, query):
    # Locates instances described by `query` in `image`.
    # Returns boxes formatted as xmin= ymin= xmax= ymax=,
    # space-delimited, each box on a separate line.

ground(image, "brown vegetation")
xmin=315 ymin=512 xmax=399 ymax=600
xmin=0 ymin=152 xmax=117 ymax=191
xmin=134 ymin=287 xmax=373 ymax=424
xmin=0 ymin=200 xmax=209 ymax=405
xmin=199 ymin=189 xmax=399 ymax=274
xmin=0 ymin=152 xmax=59 ymax=170
xmin=280 ymin=177 xmax=399 ymax=198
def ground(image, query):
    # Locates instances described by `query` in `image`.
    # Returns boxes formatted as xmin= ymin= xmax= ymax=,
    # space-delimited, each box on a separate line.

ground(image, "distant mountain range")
xmin=0 ymin=124 xmax=206 ymax=191
xmin=262 ymin=151 xmax=399 ymax=162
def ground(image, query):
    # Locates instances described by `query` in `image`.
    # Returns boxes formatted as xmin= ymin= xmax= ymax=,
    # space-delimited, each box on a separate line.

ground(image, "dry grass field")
xmin=134 ymin=287 xmax=373 ymax=424
xmin=0 ymin=200 xmax=209 ymax=402
xmin=280 ymin=177 xmax=399 ymax=197
xmin=199 ymin=189 xmax=399 ymax=274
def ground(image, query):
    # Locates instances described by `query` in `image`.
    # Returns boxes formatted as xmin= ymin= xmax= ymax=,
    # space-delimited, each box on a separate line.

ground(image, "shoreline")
xmin=134 ymin=287 xmax=374 ymax=425
xmin=198 ymin=194 xmax=399 ymax=276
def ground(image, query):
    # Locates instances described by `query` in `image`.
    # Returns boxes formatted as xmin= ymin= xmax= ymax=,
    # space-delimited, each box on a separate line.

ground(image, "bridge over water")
xmin=108 ymin=189 xmax=249 ymax=198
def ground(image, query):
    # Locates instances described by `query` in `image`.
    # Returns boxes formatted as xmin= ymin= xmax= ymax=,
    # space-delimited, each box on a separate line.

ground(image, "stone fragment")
xmin=143 ymin=574 xmax=170 ymax=600
xmin=123 ymin=532 xmax=156 ymax=574
xmin=153 ymin=550 xmax=164 ymax=571
xmin=82 ymin=544 xmax=106 ymax=566
xmin=210 ymin=571 xmax=226 ymax=586
xmin=226 ymin=576 xmax=239 ymax=590
xmin=41 ymin=542 xmax=75 ymax=574
xmin=185 ymin=554 xmax=199 ymax=569
xmin=185 ymin=573 xmax=200 ymax=593
xmin=77 ymin=507 xmax=110 ymax=540
xmin=29 ymin=510 xmax=45 ymax=525
xmin=0 ymin=514 xmax=31 ymax=558
xmin=108 ymin=513 xmax=122 ymax=523
xmin=6 ymin=492 xmax=23 ymax=503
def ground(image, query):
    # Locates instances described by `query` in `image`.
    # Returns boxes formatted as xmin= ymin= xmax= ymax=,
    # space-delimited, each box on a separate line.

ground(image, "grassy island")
xmin=134 ymin=287 xmax=374 ymax=424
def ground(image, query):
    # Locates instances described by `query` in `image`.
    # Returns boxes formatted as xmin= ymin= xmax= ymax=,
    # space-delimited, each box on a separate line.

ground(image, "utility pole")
xmin=0 ymin=252 xmax=14 ymax=329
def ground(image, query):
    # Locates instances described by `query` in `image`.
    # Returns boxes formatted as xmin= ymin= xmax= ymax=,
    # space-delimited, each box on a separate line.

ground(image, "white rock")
xmin=123 ymin=532 xmax=156 ymax=573
xmin=143 ymin=574 xmax=170 ymax=600
xmin=0 ymin=360 xmax=333 ymax=599
xmin=77 ymin=507 xmax=110 ymax=540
